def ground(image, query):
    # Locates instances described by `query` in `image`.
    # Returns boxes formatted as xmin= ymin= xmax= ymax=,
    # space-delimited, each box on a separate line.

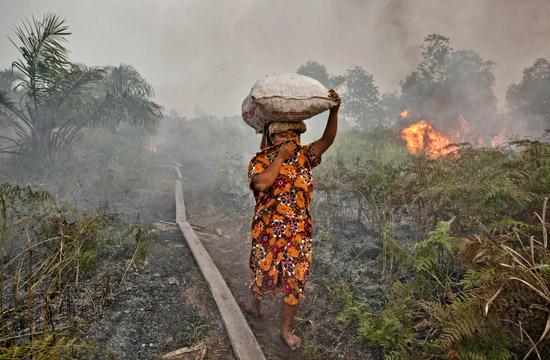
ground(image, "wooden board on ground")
xmin=174 ymin=166 xmax=183 ymax=180
xmin=175 ymin=180 xmax=186 ymax=223
xmin=178 ymin=221 xmax=266 ymax=360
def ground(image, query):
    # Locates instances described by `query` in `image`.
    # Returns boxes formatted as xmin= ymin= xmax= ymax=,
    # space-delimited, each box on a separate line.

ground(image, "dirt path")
xmin=187 ymin=203 xmax=305 ymax=360
xmin=185 ymin=190 xmax=378 ymax=360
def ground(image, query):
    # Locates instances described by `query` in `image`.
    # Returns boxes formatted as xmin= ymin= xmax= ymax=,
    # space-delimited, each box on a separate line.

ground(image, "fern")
xmin=435 ymin=292 xmax=482 ymax=349
xmin=334 ymin=282 xmax=369 ymax=327
xmin=357 ymin=282 xmax=418 ymax=357
xmin=458 ymin=267 xmax=498 ymax=290
xmin=457 ymin=336 xmax=514 ymax=360
xmin=412 ymin=218 xmax=463 ymax=297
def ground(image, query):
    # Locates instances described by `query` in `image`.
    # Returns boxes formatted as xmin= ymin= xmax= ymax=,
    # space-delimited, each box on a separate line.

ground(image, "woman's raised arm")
xmin=312 ymin=89 xmax=340 ymax=158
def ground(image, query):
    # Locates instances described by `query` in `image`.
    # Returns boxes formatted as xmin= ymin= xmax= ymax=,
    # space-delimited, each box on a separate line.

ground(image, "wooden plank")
xmin=174 ymin=166 xmax=183 ymax=180
xmin=178 ymin=221 xmax=266 ymax=360
xmin=175 ymin=180 xmax=186 ymax=223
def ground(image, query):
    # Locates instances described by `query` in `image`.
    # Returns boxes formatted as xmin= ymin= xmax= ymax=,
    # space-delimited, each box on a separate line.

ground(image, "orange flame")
xmin=400 ymin=109 xmax=409 ymax=119
xmin=452 ymin=115 xmax=482 ymax=146
xmin=145 ymin=136 xmax=157 ymax=152
xmin=491 ymin=128 xmax=507 ymax=147
xmin=457 ymin=115 xmax=471 ymax=140
xmin=401 ymin=120 xmax=452 ymax=158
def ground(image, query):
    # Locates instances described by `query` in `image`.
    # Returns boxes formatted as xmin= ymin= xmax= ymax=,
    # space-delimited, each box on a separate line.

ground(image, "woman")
xmin=247 ymin=89 xmax=340 ymax=350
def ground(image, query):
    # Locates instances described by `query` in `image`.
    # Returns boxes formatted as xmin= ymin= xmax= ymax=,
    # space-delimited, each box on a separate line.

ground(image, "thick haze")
xmin=1 ymin=0 xmax=549 ymax=118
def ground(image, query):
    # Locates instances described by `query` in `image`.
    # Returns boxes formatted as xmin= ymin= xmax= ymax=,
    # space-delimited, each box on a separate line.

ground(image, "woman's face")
xmin=270 ymin=130 xmax=300 ymax=145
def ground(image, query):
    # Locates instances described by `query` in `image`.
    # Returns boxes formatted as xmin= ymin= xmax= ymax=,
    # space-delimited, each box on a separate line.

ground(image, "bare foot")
xmin=280 ymin=329 xmax=302 ymax=351
xmin=247 ymin=298 xmax=262 ymax=317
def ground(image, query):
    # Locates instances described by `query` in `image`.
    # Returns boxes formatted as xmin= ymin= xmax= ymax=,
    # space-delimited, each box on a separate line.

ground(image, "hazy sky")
xmin=1 ymin=0 xmax=549 ymax=118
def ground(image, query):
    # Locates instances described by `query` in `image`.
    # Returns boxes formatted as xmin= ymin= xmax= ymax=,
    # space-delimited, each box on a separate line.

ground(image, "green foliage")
xmin=0 ymin=13 xmax=105 ymax=163
xmin=0 ymin=335 xmax=95 ymax=359
xmin=333 ymin=282 xmax=369 ymax=327
xmin=341 ymin=66 xmax=384 ymax=130
xmin=180 ymin=320 xmax=208 ymax=347
xmin=0 ymin=14 xmax=163 ymax=169
xmin=127 ymin=215 xmax=164 ymax=272
xmin=357 ymin=282 xmax=418 ymax=360
xmin=312 ymin=121 xmax=550 ymax=359
xmin=413 ymin=218 xmax=463 ymax=297
xmin=92 ymin=64 xmax=163 ymax=134
xmin=323 ymin=137 xmax=549 ymax=240
xmin=457 ymin=337 xmax=514 ymax=360
xmin=351 ymin=199 xmax=549 ymax=359
xmin=327 ymin=126 xmax=410 ymax=165
xmin=506 ymin=58 xmax=550 ymax=131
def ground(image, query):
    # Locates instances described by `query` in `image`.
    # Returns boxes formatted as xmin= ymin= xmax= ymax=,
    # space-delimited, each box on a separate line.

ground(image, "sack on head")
xmin=242 ymin=73 xmax=338 ymax=133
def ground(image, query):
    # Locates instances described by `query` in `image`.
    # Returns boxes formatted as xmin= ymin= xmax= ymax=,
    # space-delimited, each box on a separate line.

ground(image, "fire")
xmin=145 ymin=136 xmax=157 ymax=152
xmin=400 ymin=111 xmax=508 ymax=156
xmin=452 ymin=115 xmax=483 ymax=146
xmin=401 ymin=120 xmax=452 ymax=158
xmin=457 ymin=115 xmax=471 ymax=140
xmin=491 ymin=128 xmax=507 ymax=147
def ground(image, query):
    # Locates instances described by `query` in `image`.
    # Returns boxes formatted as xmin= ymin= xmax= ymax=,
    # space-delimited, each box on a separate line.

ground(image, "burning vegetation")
xmin=399 ymin=110 xmax=508 ymax=158
xmin=401 ymin=118 xmax=452 ymax=158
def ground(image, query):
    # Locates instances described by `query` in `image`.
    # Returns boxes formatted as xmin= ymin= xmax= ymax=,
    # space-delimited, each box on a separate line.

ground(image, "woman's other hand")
xmin=329 ymin=89 xmax=341 ymax=112
xmin=311 ymin=90 xmax=340 ymax=158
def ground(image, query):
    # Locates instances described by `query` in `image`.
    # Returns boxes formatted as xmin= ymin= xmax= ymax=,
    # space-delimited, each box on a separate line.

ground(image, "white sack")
xmin=242 ymin=73 xmax=338 ymax=133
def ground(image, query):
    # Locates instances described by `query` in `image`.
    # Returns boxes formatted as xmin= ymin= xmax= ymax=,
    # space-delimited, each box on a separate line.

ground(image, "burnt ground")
xmin=83 ymin=165 xmax=235 ymax=359
xmin=82 ymin=162 xmax=381 ymax=359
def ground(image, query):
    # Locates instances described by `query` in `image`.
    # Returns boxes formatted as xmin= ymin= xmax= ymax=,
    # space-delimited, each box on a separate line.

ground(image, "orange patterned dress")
xmin=248 ymin=141 xmax=321 ymax=305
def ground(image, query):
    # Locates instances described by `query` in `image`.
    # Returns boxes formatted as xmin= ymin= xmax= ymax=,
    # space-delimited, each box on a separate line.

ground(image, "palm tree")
xmin=0 ymin=13 xmax=164 ymax=165
xmin=0 ymin=13 xmax=105 ymax=162
xmin=93 ymin=64 xmax=163 ymax=134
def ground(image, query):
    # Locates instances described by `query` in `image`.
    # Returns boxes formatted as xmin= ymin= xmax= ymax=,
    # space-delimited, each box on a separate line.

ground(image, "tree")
xmin=400 ymin=34 xmax=497 ymax=140
xmin=296 ymin=60 xmax=344 ymax=89
xmin=0 ymin=14 xmax=163 ymax=165
xmin=92 ymin=64 xmax=163 ymax=134
xmin=401 ymin=34 xmax=453 ymax=115
xmin=341 ymin=65 xmax=383 ymax=129
xmin=0 ymin=14 xmax=105 ymax=162
xmin=506 ymin=58 xmax=550 ymax=131
xmin=380 ymin=91 xmax=402 ymax=126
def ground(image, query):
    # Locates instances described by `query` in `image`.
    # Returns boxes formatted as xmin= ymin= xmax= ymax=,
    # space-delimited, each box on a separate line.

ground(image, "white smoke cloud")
xmin=0 ymin=0 xmax=548 ymax=117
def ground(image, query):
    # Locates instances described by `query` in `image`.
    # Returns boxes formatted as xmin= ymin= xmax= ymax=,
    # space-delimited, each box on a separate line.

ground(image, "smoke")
xmin=0 ymin=0 xmax=549 ymax=119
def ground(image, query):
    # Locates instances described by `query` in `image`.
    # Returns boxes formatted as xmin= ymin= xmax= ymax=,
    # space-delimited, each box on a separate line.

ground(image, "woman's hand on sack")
xmin=329 ymin=89 xmax=341 ymax=112
xmin=277 ymin=140 xmax=297 ymax=161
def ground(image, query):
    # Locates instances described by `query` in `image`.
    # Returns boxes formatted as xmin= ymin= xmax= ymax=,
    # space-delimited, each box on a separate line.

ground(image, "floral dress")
xmin=248 ymin=141 xmax=321 ymax=305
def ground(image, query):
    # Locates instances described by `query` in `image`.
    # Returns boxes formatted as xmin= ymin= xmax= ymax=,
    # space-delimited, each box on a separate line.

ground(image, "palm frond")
xmin=51 ymin=64 xmax=105 ymax=114
xmin=0 ymin=89 xmax=33 ymax=131
xmin=9 ymin=13 xmax=70 ymax=107
xmin=92 ymin=64 xmax=164 ymax=134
